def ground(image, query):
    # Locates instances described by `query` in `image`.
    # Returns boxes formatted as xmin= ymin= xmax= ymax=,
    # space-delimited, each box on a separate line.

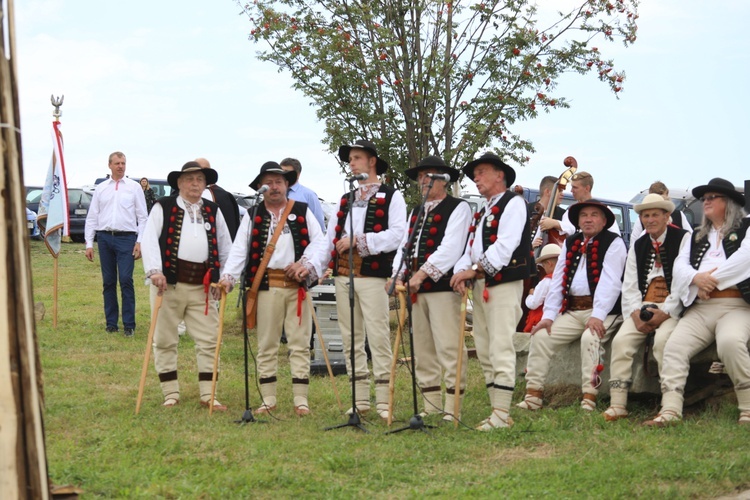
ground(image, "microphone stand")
xmin=326 ymin=177 xmax=367 ymax=432
xmin=386 ymin=178 xmax=436 ymax=434
xmin=235 ymin=194 xmax=264 ymax=425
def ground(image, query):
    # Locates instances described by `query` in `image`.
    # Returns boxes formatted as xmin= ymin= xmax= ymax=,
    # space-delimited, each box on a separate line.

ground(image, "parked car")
xmin=26 ymin=207 xmax=40 ymax=239
xmin=630 ymin=182 xmax=748 ymax=229
xmin=26 ymin=187 xmax=92 ymax=243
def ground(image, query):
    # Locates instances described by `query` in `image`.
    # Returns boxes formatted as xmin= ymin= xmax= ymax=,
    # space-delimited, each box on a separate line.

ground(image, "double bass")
xmin=532 ymin=156 xmax=578 ymax=256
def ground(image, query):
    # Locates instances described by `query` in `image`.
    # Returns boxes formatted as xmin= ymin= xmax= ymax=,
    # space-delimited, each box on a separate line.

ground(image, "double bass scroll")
xmin=532 ymin=156 xmax=578 ymax=254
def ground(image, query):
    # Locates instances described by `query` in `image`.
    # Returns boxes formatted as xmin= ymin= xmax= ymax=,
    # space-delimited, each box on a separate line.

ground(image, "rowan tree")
xmin=237 ymin=0 xmax=638 ymax=191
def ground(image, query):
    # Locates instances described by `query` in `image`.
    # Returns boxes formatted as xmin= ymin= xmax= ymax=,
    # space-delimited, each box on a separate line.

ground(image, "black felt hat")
xmin=167 ymin=161 xmax=218 ymax=190
xmin=567 ymin=199 xmax=616 ymax=230
xmin=404 ymin=155 xmax=460 ymax=182
xmin=248 ymin=161 xmax=297 ymax=192
xmin=338 ymin=139 xmax=390 ymax=175
xmin=461 ymin=152 xmax=516 ymax=186
xmin=691 ymin=177 xmax=745 ymax=207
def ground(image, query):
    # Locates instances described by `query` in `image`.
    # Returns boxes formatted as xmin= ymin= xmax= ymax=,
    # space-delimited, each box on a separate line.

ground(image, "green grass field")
xmin=31 ymin=240 xmax=749 ymax=498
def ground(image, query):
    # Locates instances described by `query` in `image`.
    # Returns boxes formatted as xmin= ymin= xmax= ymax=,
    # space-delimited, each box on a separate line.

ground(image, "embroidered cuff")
xmin=480 ymin=255 xmax=497 ymax=276
xmin=356 ymin=234 xmax=371 ymax=257
xmin=421 ymin=261 xmax=443 ymax=282
xmin=146 ymin=269 xmax=161 ymax=278
xmin=301 ymin=258 xmax=319 ymax=285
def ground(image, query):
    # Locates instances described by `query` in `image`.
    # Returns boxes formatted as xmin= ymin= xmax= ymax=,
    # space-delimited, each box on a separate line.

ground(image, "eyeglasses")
xmin=700 ymin=194 xmax=725 ymax=203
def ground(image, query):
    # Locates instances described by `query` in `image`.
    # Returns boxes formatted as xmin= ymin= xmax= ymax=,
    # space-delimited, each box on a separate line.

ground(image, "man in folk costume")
xmin=629 ymin=181 xmax=692 ymax=247
xmin=603 ymin=194 xmax=690 ymax=421
xmin=141 ymin=161 xmax=233 ymax=410
xmin=450 ymin=152 xmax=532 ymax=430
xmin=645 ymin=178 xmax=750 ymax=427
xmin=389 ymin=156 xmax=472 ymax=422
xmin=219 ymin=162 xmax=326 ymax=416
xmin=521 ymin=200 xmax=627 ymax=412
xmin=326 ymin=140 xmax=407 ymax=420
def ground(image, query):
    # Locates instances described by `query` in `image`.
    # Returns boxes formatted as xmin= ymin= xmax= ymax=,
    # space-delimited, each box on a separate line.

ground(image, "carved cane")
xmin=136 ymin=293 xmax=163 ymax=415
xmin=209 ymin=286 xmax=228 ymax=416
xmin=454 ymin=289 xmax=469 ymax=428
xmin=387 ymin=285 xmax=407 ymax=426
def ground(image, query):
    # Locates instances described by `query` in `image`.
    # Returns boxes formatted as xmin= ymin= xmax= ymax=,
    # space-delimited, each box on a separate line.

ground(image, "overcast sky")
xmin=15 ymin=1 xmax=750 ymax=204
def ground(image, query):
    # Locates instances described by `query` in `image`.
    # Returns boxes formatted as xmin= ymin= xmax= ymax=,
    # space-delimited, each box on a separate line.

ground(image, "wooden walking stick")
xmin=135 ymin=293 xmax=163 ymax=415
xmin=387 ymin=285 xmax=407 ymax=426
xmin=454 ymin=289 xmax=469 ymax=428
xmin=307 ymin=294 xmax=342 ymax=411
xmin=209 ymin=286 xmax=228 ymax=416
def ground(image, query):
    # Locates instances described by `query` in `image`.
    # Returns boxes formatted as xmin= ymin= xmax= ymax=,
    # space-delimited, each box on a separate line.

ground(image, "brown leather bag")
xmin=245 ymin=200 xmax=295 ymax=329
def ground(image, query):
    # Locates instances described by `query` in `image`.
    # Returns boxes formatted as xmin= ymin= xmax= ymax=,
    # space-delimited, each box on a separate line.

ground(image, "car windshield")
xmin=26 ymin=189 xmax=44 ymax=204
xmin=629 ymin=192 xmax=688 ymax=210
xmin=68 ymin=188 xmax=92 ymax=205
xmin=27 ymin=188 xmax=92 ymax=205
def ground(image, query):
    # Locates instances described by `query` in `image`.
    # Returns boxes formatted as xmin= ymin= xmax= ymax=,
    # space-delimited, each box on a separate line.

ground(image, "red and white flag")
xmin=37 ymin=121 xmax=69 ymax=257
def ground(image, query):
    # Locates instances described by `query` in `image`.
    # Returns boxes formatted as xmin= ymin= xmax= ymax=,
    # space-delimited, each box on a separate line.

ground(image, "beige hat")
xmin=635 ymin=193 xmax=675 ymax=214
xmin=536 ymin=244 xmax=562 ymax=263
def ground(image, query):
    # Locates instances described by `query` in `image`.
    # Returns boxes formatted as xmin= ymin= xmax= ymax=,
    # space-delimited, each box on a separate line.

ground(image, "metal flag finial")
xmin=51 ymin=95 xmax=64 ymax=120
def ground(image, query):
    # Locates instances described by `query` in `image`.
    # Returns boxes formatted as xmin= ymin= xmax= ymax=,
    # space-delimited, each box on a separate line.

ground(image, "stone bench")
xmin=512 ymin=332 xmax=731 ymax=398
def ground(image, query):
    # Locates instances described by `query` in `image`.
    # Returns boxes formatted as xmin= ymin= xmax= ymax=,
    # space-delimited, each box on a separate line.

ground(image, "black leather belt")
xmin=97 ymin=230 xmax=137 ymax=236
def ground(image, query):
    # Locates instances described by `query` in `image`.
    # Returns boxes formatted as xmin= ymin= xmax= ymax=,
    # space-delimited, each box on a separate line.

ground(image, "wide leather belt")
xmin=568 ymin=295 xmax=593 ymax=311
xmin=267 ymin=269 xmax=301 ymax=289
xmin=709 ymin=288 xmax=742 ymax=299
xmin=176 ymin=259 xmax=207 ymax=285
xmin=643 ymin=276 xmax=668 ymax=303
xmin=337 ymin=251 xmax=364 ymax=278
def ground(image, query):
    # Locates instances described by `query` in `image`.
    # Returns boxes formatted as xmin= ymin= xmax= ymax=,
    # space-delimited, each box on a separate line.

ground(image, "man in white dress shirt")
xmin=603 ymin=193 xmax=690 ymax=421
xmin=559 ymin=171 xmax=621 ymax=238
xmin=84 ymin=151 xmax=148 ymax=337
xmin=645 ymin=178 xmax=750 ymax=426
xmin=521 ymin=200 xmax=627 ymax=412
xmin=389 ymin=156 xmax=472 ymax=422
xmin=141 ymin=161 xmax=233 ymax=410
xmin=450 ymin=152 xmax=532 ymax=430
xmin=220 ymin=161 xmax=326 ymax=416
xmin=326 ymin=139 xmax=407 ymax=420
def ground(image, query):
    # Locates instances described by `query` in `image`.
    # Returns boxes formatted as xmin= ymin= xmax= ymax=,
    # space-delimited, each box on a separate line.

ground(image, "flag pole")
xmin=51 ymin=96 xmax=63 ymax=328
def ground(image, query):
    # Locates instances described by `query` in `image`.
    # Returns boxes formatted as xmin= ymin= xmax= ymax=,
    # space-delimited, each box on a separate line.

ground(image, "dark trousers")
xmin=97 ymin=231 xmax=137 ymax=329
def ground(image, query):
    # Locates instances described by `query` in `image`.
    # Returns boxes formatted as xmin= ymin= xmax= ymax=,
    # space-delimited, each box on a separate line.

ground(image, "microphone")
xmin=346 ymin=173 xmax=369 ymax=182
xmin=256 ymin=184 xmax=269 ymax=195
xmin=427 ymin=173 xmax=451 ymax=181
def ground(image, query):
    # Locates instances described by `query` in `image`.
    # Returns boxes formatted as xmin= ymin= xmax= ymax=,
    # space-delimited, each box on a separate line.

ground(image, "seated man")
xmin=520 ymin=200 xmax=627 ymax=411
xmin=630 ymin=181 xmax=693 ymax=246
xmin=603 ymin=193 xmax=690 ymax=421
xmin=645 ymin=178 xmax=750 ymax=426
